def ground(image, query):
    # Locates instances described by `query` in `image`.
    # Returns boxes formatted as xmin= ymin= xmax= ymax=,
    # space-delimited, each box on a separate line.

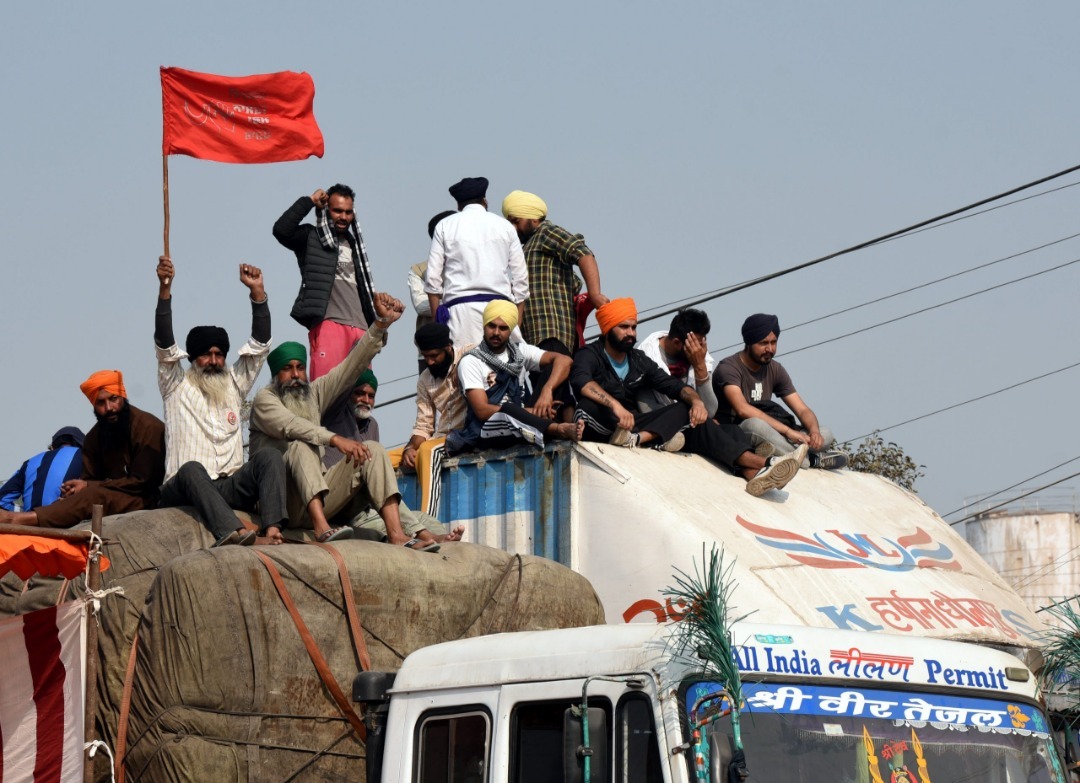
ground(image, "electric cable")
xmin=846 ymin=361 xmax=1080 ymax=443
xmin=779 ymin=256 xmax=1080 ymax=357
xmin=947 ymin=469 xmax=1080 ymax=528
xmin=939 ymin=454 xmax=1080 ymax=519
xmin=710 ymin=231 xmax=1080 ymax=355
xmin=634 ymin=163 xmax=1080 ymax=326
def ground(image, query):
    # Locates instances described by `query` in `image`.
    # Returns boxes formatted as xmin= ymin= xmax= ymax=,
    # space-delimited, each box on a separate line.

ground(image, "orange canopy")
xmin=0 ymin=535 xmax=110 ymax=580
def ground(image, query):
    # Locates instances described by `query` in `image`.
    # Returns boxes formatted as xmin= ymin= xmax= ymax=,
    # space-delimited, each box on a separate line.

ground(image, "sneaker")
xmin=792 ymin=443 xmax=810 ymax=468
xmin=753 ymin=441 xmax=775 ymax=460
xmin=609 ymin=427 xmax=640 ymax=448
xmin=660 ymin=431 xmax=685 ymax=453
xmin=810 ymin=449 xmax=849 ymax=470
xmin=746 ymin=451 xmax=803 ymax=497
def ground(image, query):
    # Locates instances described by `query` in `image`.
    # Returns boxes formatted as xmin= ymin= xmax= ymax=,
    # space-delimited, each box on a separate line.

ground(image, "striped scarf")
xmin=315 ymin=208 xmax=376 ymax=326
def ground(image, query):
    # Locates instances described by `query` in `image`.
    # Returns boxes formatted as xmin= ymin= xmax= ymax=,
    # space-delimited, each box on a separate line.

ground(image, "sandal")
xmin=403 ymin=538 xmax=440 ymax=553
xmin=317 ymin=526 xmax=355 ymax=543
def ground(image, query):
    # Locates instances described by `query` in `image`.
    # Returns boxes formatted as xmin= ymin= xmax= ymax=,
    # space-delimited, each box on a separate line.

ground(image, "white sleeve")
xmin=408 ymin=270 xmax=432 ymax=316
xmin=424 ymin=229 xmax=446 ymax=295
xmin=506 ymin=229 xmax=529 ymax=302
xmin=155 ymin=342 xmax=187 ymax=398
xmin=520 ymin=344 xmax=546 ymax=373
xmin=457 ymin=355 xmax=490 ymax=391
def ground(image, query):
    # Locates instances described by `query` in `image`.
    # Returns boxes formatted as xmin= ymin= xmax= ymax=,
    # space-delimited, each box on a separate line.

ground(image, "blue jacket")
xmin=0 ymin=446 xmax=82 ymax=511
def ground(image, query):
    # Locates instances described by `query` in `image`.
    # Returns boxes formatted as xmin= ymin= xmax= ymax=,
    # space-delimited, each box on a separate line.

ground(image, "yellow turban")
xmin=483 ymin=299 xmax=519 ymax=332
xmin=80 ymin=370 xmax=127 ymax=405
xmin=596 ymin=298 xmax=638 ymax=334
xmin=501 ymin=190 xmax=548 ymax=220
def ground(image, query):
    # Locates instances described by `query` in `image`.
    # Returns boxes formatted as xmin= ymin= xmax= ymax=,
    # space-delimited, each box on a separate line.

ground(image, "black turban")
xmin=449 ymin=177 xmax=488 ymax=202
xmin=741 ymin=313 xmax=780 ymax=345
xmin=186 ymin=326 xmax=230 ymax=359
xmin=415 ymin=322 xmax=451 ymax=351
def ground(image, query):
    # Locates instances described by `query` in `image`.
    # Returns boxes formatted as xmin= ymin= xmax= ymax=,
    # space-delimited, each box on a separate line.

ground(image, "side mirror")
xmin=563 ymin=707 xmax=608 ymax=783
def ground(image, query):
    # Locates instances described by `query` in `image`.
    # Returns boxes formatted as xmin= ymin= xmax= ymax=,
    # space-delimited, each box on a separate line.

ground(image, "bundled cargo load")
xmin=0 ymin=508 xmax=604 ymax=782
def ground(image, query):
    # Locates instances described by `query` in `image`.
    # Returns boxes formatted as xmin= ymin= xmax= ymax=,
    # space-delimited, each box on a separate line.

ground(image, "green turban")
xmin=354 ymin=368 xmax=378 ymax=391
xmin=268 ymin=341 xmax=307 ymax=375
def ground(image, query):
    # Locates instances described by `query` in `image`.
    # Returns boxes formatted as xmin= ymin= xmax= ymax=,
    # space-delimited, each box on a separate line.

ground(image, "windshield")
xmin=683 ymin=681 xmax=1066 ymax=783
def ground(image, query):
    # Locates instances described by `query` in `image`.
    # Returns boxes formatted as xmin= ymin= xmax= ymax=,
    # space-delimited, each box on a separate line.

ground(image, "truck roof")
xmin=401 ymin=442 xmax=1046 ymax=650
xmin=391 ymin=621 xmax=1041 ymax=701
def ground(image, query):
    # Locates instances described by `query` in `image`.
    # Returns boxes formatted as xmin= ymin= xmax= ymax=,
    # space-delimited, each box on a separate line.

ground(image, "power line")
xmin=1011 ymin=542 xmax=1080 ymax=593
xmin=634 ymin=162 xmax=1080 ymax=326
xmin=634 ymin=180 xmax=1080 ymax=323
xmin=779 ymin=256 xmax=1080 ymax=357
xmin=846 ymin=361 xmax=1080 ymax=443
xmin=940 ymin=454 xmax=1080 ymax=519
xmin=711 ymin=231 xmax=1080 ymax=354
xmin=947 ymin=469 xmax=1080 ymax=528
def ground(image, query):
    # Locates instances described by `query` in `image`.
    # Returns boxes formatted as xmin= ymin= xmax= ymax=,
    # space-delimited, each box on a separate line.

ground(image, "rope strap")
xmin=254 ymin=550 xmax=367 ymax=742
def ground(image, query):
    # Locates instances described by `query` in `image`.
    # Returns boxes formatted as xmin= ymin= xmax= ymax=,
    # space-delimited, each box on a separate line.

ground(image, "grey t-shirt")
xmin=713 ymin=353 xmax=796 ymax=423
xmin=324 ymin=243 xmax=368 ymax=329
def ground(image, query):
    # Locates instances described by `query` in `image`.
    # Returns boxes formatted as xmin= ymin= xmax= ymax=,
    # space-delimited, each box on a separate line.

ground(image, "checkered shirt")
xmin=520 ymin=221 xmax=592 ymax=349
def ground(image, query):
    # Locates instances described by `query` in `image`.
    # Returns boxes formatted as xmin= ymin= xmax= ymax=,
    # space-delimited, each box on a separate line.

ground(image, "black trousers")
xmin=576 ymin=399 xmax=751 ymax=470
xmin=159 ymin=449 xmax=288 ymax=538
xmin=527 ymin=338 xmax=574 ymax=409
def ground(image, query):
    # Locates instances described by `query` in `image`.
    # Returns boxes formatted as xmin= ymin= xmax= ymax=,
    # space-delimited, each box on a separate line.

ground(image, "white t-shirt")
xmin=458 ymin=343 xmax=545 ymax=403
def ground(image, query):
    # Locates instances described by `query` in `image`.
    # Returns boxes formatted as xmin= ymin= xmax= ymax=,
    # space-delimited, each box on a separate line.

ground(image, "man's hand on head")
xmin=373 ymin=293 xmax=406 ymax=325
xmin=239 ymin=264 xmax=266 ymax=300
xmin=683 ymin=332 xmax=709 ymax=372
xmin=311 ymin=189 xmax=329 ymax=208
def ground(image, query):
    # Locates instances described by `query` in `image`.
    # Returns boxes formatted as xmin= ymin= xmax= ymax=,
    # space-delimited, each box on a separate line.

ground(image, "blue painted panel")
xmin=397 ymin=443 xmax=574 ymax=562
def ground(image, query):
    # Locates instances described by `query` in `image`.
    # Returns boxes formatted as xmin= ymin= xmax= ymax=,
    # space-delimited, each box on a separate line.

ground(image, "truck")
xmin=354 ymin=621 xmax=1068 ymax=782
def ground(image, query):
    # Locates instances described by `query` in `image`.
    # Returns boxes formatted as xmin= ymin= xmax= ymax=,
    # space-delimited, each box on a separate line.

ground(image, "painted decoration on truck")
xmin=735 ymin=515 xmax=961 ymax=571
xmin=683 ymin=682 xmax=1048 ymax=734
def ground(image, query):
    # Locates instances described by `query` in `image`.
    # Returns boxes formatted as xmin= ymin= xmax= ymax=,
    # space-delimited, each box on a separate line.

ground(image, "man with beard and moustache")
xmin=273 ymin=184 xmax=378 ymax=381
xmin=0 ymin=370 xmax=166 ymax=527
xmin=323 ymin=369 xmax=381 ymax=467
xmin=250 ymin=295 xmax=442 ymax=551
xmin=387 ymin=322 xmax=470 ymax=517
xmin=445 ymin=300 xmax=584 ymax=455
xmin=714 ymin=313 xmax=848 ymax=470
xmin=154 ymin=256 xmax=288 ymax=547
xmin=571 ymin=299 xmax=806 ymax=497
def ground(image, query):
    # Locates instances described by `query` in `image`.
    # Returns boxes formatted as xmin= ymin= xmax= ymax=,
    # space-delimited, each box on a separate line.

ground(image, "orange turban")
xmin=595 ymin=298 xmax=638 ymax=334
xmin=80 ymin=370 xmax=126 ymax=405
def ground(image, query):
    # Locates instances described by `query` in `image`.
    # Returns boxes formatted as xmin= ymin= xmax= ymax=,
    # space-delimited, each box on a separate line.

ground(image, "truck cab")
xmin=356 ymin=622 xmax=1068 ymax=783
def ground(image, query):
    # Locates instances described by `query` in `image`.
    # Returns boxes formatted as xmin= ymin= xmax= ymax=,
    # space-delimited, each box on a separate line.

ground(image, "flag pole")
xmin=82 ymin=505 xmax=104 ymax=783
xmin=162 ymin=154 xmax=171 ymax=284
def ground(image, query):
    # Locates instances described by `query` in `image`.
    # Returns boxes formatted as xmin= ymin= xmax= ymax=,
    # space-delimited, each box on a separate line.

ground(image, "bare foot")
xmin=551 ymin=421 xmax=585 ymax=442
xmin=387 ymin=533 xmax=412 ymax=546
xmin=434 ymin=524 xmax=465 ymax=543
xmin=257 ymin=526 xmax=284 ymax=546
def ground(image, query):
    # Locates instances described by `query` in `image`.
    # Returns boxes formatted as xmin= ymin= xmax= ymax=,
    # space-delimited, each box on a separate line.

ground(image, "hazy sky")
xmin=2 ymin=1 xmax=1078 ymax=523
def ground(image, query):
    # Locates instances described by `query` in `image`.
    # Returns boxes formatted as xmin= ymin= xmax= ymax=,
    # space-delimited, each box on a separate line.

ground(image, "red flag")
xmin=161 ymin=67 xmax=324 ymax=164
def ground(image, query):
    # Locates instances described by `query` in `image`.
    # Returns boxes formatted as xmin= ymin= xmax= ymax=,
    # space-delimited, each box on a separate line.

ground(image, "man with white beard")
xmin=155 ymin=256 xmax=288 ymax=547
xmin=250 ymin=295 xmax=445 ymax=551
xmin=322 ymin=369 xmax=380 ymax=468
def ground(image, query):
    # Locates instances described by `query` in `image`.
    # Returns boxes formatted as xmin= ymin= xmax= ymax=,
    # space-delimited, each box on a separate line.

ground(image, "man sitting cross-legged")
xmin=445 ymin=300 xmax=584 ymax=454
xmin=571 ymin=298 xmax=806 ymax=497
xmin=249 ymin=294 xmax=440 ymax=551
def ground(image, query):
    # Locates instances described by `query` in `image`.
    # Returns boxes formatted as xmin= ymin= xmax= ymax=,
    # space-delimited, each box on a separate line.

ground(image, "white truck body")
xmin=359 ymin=621 xmax=1067 ymax=782
xmin=405 ymin=443 xmax=1046 ymax=649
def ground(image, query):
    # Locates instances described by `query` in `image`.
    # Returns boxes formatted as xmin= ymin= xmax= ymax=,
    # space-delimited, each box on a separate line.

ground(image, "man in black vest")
xmin=273 ymin=184 xmax=377 ymax=381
